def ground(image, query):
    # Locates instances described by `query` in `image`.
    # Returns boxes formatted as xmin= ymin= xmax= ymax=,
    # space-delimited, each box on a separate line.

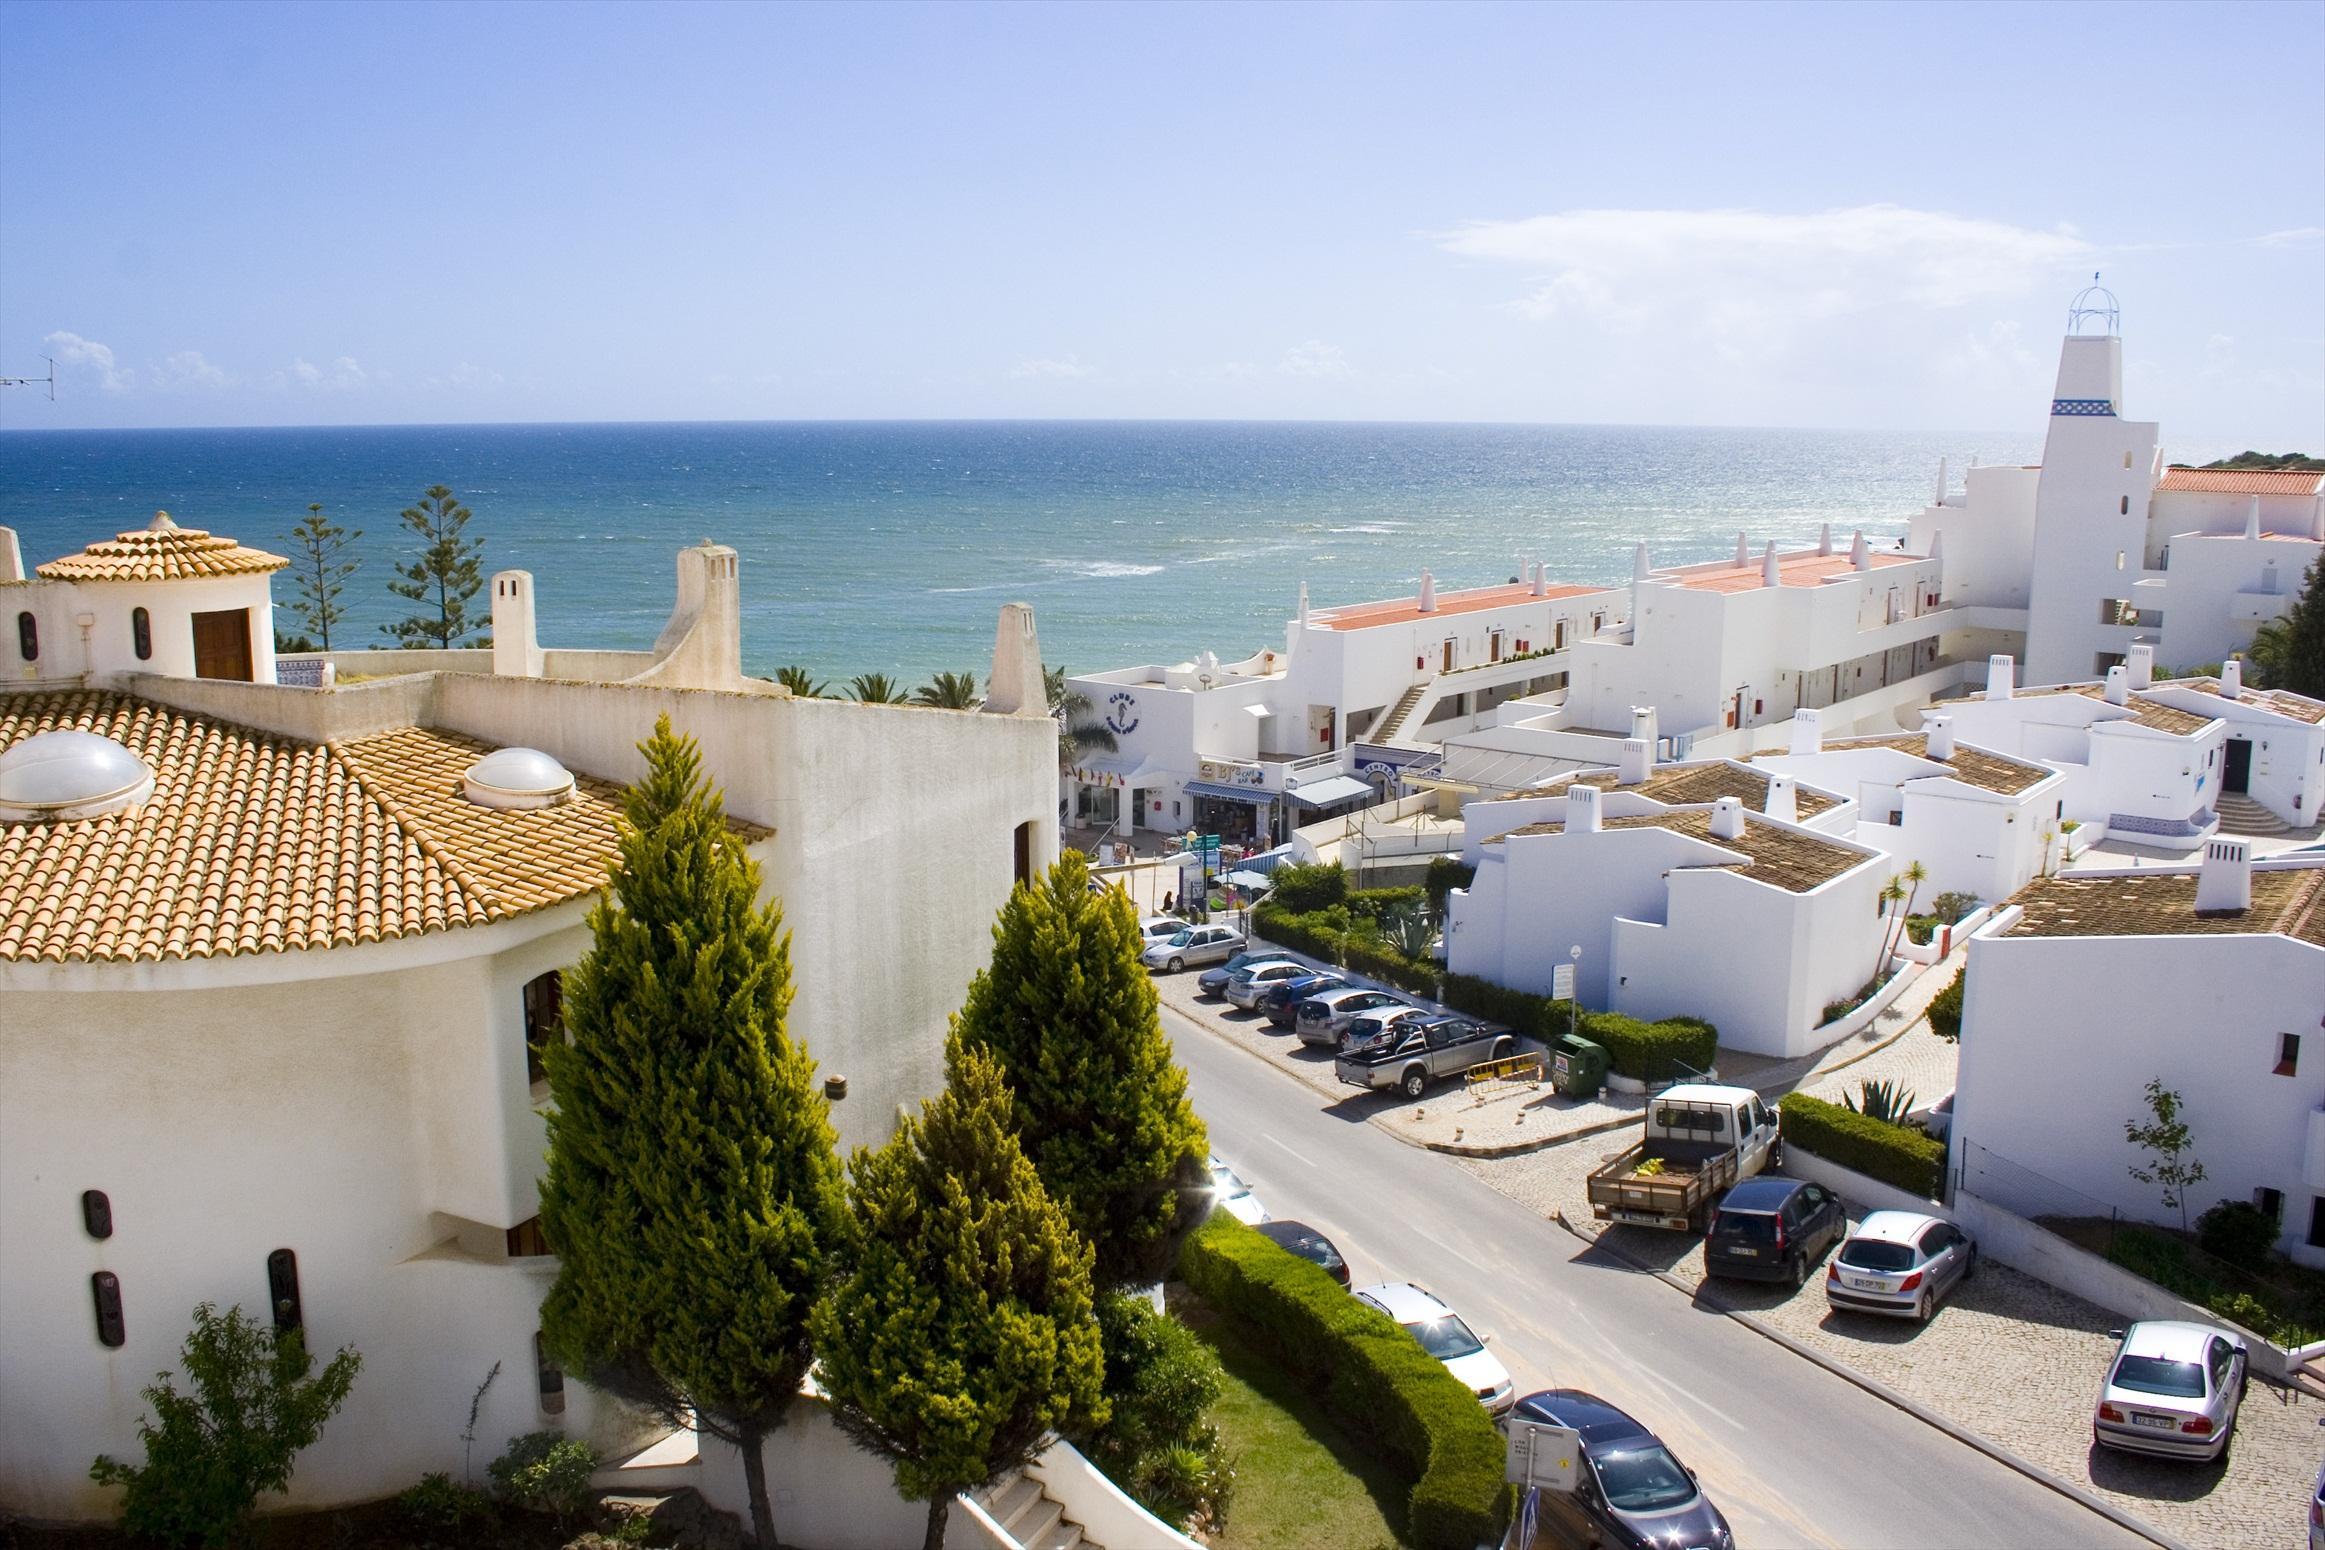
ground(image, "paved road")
xmin=1169 ymin=1006 xmax=2155 ymax=1550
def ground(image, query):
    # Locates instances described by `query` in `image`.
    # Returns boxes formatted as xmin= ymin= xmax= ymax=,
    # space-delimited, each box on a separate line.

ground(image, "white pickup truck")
xmin=1586 ymin=1083 xmax=1780 ymax=1232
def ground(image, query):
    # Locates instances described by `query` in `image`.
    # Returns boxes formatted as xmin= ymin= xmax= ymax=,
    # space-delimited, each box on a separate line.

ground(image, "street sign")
xmin=1551 ymin=963 xmax=1575 ymax=1001
xmin=1504 ymin=1418 xmax=1582 ymax=1493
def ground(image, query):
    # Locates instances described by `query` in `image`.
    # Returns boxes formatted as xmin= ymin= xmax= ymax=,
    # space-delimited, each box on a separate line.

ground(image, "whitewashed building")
xmin=5 ymin=512 xmax=285 ymax=686
xmin=1952 ymin=843 xmax=2325 ymax=1266
xmin=0 ymin=526 xmax=1059 ymax=1520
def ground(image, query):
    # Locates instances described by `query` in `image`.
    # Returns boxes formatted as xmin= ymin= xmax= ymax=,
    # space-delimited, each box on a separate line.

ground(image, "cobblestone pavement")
xmin=1458 ymin=1140 xmax=2314 ymax=1550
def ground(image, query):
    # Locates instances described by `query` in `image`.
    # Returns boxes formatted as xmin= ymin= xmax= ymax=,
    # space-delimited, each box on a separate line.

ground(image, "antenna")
xmin=0 ymin=357 xmax=57 ymax=400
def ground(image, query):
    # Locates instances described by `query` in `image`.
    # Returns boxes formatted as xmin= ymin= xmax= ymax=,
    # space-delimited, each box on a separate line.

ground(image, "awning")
xmin=1067 ymin=755 xmax=1164 ymax=785
xmin=1183 ymin=779 xmax=1275 ymax=806
xmin=1286 ymin=774 xmax=1377 ymax=809
xmin=1222 ymin=869 xmax=1274 ymax=890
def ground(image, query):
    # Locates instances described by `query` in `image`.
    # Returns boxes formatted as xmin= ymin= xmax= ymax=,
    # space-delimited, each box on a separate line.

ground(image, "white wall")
xmin=7 ymin=573 xmax=279 ymax=686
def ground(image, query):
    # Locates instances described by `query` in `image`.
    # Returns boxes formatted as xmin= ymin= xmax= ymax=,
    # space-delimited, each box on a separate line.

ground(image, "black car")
xmin=1261 ymin=971 xmax=1348 ymax=1027
xmin=1704 ymin=1177 xmax=1846 ymax=1287
xmin=1255 ymin=1219 xmax=1351 ymax=1288
xmin=1507 ymin=1390 xmax=1732 ymax=1550
xmin=1197 ymin=950 xmax=1295 ymax=999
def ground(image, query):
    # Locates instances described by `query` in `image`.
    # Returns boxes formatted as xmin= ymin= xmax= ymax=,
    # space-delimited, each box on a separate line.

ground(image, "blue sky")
xmin=2 ymin=0 xmax=2319 ymax=442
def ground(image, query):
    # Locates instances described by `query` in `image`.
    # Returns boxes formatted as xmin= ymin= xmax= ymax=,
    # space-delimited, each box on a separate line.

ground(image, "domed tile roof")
xmin=35 ymin=510 xmax=290 ymax=583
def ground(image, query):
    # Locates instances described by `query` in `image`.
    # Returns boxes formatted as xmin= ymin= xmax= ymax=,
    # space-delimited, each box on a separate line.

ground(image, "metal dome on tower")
xmin=2066 ymin=272 xmax=2119 ymax=337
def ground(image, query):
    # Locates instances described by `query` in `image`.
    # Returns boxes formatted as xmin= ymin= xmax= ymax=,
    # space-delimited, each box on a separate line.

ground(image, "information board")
xmin=1504 ymin=1418 xmax=1582 ymax=1493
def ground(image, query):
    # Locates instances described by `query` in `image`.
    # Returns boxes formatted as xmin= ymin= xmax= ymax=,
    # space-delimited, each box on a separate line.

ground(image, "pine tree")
xmin=949 ymin=849 xmax=1208 ymax=1289
xmin=382 ymin=484 xmax=487 ymax=647
xmin=281 ymin=503 xmax=361 ymax=651
xmin=2249 ymin=558 xmax=2325 ymax=698
xmin=811 ymin=1045 xmax=1107 ymax=1550
xmin=536 ymin=717 xmax=844 ymax=1550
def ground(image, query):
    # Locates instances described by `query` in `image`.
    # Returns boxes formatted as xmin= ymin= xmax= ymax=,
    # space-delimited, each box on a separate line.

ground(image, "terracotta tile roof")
xmin=1538 ymin=760 xmax=1842 ymax=818
xmin=33 ymin=512 xmax=289 ymax=583
xmin=1989 ymin=684 xmax=2219 ymax=736
xmin=2156 ymin=467 xmax=2325 ymax=496
xmin=1492 ymin=805 xmax=1871 ymax=893
xmin=0 ymin=690 xmax=767 ymax=965
xmin=1311 ymin=581 xmax=1610 ymax=632
xmin=2167 ymin=677 xmax=2325 ymax=726
xmin=1658 ymin=549 xmax=1923 ymax=595
xmin=2006 ymin=865 xmax=2325 ymax=947
xmin=1828 ymin=733 xmax=2054 ymax=795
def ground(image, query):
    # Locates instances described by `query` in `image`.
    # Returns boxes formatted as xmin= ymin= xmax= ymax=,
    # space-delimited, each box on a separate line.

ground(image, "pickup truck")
xmin=1586 ymin=1083 xmax=1780 ymax=1232
xmin=1335 ymin=1015 xmax=1516 ymax=1100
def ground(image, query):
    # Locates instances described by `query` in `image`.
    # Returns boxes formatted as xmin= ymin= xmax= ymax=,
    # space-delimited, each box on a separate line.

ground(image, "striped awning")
xmin=1183 ymin=779 xmax=1274 ymax=805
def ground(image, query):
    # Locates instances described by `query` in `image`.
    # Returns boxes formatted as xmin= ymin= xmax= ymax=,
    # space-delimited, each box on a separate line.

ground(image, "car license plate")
xmin=2131 ymin=1413 xmax=2175 ymax=1430
xmin=1845 ymin=1276 xmax=1886 ymax=1292
xmin=1729 ymin=1247 xmax=1758 ymax=1257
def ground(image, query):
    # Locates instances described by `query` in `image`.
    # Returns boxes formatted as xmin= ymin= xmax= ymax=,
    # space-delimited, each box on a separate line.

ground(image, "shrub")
xmin=2197 ymin=1200 xmax=2279 ymax=1273
xmin=1903 ymin=914 xmax=1939 ymax=946
xmin=1178 ymin=1214 xmax=1508 ymax=1550
xmin=1424 ymin=857 xmax=1476 ymax=917
xmin=1438 ymin=974 xmax=1566 ymax=1041
xmin=1583 ymin=1011 xmax=1716 ymax=1082
xmin=395 ymin=1473 xmax=493 ymax=1538
xmin=1077 ymin=1292 xmax=1231 ymax=1529
xmin=1929 ymin=891 xmax=1980 ymax=925
xmin=1347 ymin=884 xmax=1426 ymax=922
xmin=1269 ymin=861 xmax=1349 ymax=914
xmin=1779 ymin=1093 xmax=1946 ymax=1199
xmin=488 ymin=1432 xmax=599 ymax=1522
xmin=1926 ymin=966 xmax=1965 ymax=1042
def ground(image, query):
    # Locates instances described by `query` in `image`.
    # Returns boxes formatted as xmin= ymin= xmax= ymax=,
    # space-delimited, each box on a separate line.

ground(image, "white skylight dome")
xmin=461 ymin=746 xmax=575 ymax=810
xmin=0 ymin=730 xmax=156 ymax=824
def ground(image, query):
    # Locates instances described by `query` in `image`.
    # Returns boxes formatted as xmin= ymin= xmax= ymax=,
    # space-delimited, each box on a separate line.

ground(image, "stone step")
xmin=985 ymin=1472 xmax=1043 ymax=1529
xmin=2215 ymin=793 xmax=2292 ymax=835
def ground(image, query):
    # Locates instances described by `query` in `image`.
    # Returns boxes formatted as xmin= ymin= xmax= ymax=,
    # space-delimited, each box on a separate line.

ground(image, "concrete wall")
xmin=693 ymin=1395 xmax=933 ymax=1550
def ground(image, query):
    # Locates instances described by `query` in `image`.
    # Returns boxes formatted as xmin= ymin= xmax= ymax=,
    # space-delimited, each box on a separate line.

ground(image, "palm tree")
xmin=1873 ymin=874 xmax=1908 ymax=979
xmin=1888 ymin=860 xmax=1928 ymax=962
xmin=913 ymin=670 xmax=983 ymax=709
xmin=775 ymin=665 xmax=828 ymax=698
xmin=1045 ymin=665 xmax=1117 ymax=772
xmin=847 ymin=672 xmax=910 ymax=704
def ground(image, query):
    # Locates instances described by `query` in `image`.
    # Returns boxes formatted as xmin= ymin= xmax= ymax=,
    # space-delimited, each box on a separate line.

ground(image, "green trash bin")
xmin=1551 ymin=1034 xmax=1609 ymax=1100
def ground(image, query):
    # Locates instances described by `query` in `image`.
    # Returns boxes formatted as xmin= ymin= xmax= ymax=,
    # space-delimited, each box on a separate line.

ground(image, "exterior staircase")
xmin=2215 ymin=791 xmax=2292 ymax=836
xmin=977 ymin=1468 xmax=1105 ymax=1550
xmin=1367 ymin=682 xmax=1432 ymax=744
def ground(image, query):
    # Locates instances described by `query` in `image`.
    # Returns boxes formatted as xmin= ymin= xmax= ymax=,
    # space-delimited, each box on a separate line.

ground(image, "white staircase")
xmin=977 ymin=1468 xmax=1103 ymax=1550
xmin=1367 ymin=681 xmax=1433 ymax=744
xmin=2216 ymin=791 xmax=2292 ymax=836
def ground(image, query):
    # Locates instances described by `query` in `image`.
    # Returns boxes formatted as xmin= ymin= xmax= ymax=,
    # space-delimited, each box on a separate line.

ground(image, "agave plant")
xmin=846 ymin=672 xmax=910 ymax=704
xmin=1381 ymin=907 xmax=1437 ymax=963
xmin=913 ymin=670 xmax=983 ymax=709
xmin=1842 ymin=1078 xmax=1916 ymax=1126
xmin=775 ymin=665 xmax=828 ymax=698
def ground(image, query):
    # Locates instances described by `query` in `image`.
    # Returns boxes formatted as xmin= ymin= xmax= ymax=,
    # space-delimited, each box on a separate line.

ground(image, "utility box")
xmin=1551 ymin=1034 xmax=1608 ymax=1100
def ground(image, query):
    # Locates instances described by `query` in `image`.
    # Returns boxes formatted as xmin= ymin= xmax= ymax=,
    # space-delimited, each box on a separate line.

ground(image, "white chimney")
xmin=2193 ymin=837 xmax=2252 ymax=915
xmin=1763 ymin=774 xmax=1798 ymax=824
xmin=1630 ymin=705 xmax=1657 ymax=746
xmin=1789 ymin=707 xmax=1823 ymax=756
xmin=1533 ymin=558 xmax=1550 ymax=597
xmin=1632 ymin=542 xmax=1651 ymax=581
xmin=1924 ymin=713 xmax=1955 ymax=760
xmin=1566 ymin=781 xmax=1603 ymax=834
xmin=1762 ymin=541 xmax=1782 ymax=588
xmin=1934 ymin=456 xmax=1948 ymax=507
xmin=491 ymin=570 xmax=545 ymax=678
xmin=1817 ymin=522 xmax=1834 ymax=557
xmin=1709 ymin=795 xmax=1746 ymax=842
xmin=2103 ymin=666 xmax=2129 ymax=705
xmin=1850 ymin=531 xmax=1871 ymax=571
xmin=1618 ymin=737 xmax=1652 ymax=786
xmin=984 ymin=602 xmax=1046 ymax=716
xmin=1418 ymin=569 xmax=1437 ymax=613
xmin=2221 ymin=657 xmax=2244 ymax=696
xmin=2128 ymin=642 xmax=2154 ymax=689
xmin=1985 ymin=655 xmax=2016 ymax=701
xmin=0 ymin=527 xmax=21 ymax=584
xmin=1297 ymin=580 xmax=1311 ymax=629
xmin=1733 ymin=532 xmax=1750 ymax=568
xmin=2245 ymin=496 xmax=2262 ymax=542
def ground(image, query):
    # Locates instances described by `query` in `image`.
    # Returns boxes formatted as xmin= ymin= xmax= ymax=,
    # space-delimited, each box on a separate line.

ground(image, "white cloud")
xmin=1435 ymin=204 xmax=2091 ymax=333
xmin=1010 ymin=355 xmax=1094 ymax=380
xmin=1278 ymin=340 xmax=1352 ymax=379
xmin=43 ymin=330 xmax=132 ymax=392
xmin=2250 ymin=226 xmax=2325 ymax=248
xmin=148 ymin=351 xmax=228 ymax=392
xmin=291 ymin=355 xmax=367 ymax=392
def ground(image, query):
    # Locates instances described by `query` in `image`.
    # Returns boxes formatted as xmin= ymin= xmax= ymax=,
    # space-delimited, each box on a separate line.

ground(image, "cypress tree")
xmin=2250 ymin=558 xmax=2325 ymax=698
xmin=536 ymin=716 xmax=843 ymax=1550
xmin=949 ymin=849 xmax=1208 ymax=1289
xmin=811 ymin=1045 xmax=1107 ymax=1550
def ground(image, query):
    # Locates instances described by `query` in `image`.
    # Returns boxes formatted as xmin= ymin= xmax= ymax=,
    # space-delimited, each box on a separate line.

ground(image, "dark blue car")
xmin=1261 ymin=971 xmax=1348 ymax=1027
xmin=1508 ymin=1390 xmax=1732 ymax=1550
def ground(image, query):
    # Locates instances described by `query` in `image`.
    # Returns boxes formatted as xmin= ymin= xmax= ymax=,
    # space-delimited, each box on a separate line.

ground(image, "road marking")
xmin=1263 ymin=1134 xmax=1316 ymax=1168
xmin=1415 ymin=1227 xmax=1491 ymax=1274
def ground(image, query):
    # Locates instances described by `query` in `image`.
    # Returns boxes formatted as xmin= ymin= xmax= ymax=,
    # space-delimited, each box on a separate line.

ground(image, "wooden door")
xmin=191 ymin=608 xmax=253 ymax=681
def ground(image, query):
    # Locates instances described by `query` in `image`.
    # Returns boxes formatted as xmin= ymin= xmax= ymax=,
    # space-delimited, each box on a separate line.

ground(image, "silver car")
xmin=1141 ymin=924 xmax=1245 ymax=973
xmin=1338 ymin=1004 xmax=1433 ymax=1058
xmin=2093 ymin=1320 xmax=2248 ymax=1463
xmin=1824 ymin=1210 xmax=1976 ymax=1323
xmin=1293 ymin=987 xmax=1413 ymax=1049
xmin=1224 ymin=959 xmax=1312 ymax=1011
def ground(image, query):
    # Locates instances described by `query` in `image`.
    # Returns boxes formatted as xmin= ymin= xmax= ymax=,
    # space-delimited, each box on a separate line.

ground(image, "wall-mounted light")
xmin=91 ymin=1272 xmax=125 ymax=1348
xmin=82 ymin=1190 xmax=113 ymax=1240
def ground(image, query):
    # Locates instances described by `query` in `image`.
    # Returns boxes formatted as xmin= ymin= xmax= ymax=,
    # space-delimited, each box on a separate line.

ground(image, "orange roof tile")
xmin=2156 ymin=467 xmax=2325 ymax=496
xmin=1660 ymin=549 xmax=1923 ymax=595
xmin=2169 ymin=677 xmax=2325 ymax=726
xmin=1489 ymin=805 xmax=1871 ymax=893
xmin=1311 ymin=582 xmax=1610 ymax=632
xmin=34 ymin=511 xmax=289 ymax=583
xmin=2007 ymin=865 xmax=2325 ymax=947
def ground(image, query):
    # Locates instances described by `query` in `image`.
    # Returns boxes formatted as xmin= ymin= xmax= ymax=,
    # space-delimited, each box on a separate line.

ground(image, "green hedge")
xmin=1348 ymin=884 xmax=1426 ymax=922
xmin=1178 ymin=1214 xmax=1509 ymax=1550
xmin=1589 ymin=1013 xmax=1717 ymax=1083
xmin=1779 ymin=1093 xmax=1945 ymax=1199
xmin=1268 ymin=861 xmax=1349 ymax=913
xmin=1926 ymin=966 xmax=1964 ymax=1042
xmin=1425 ymin=857 xmax=1477 ymax=915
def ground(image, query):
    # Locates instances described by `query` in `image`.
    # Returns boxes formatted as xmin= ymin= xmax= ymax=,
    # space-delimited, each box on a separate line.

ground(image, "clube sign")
xmin=1104 ymin=690 xmax=1139 ymax=736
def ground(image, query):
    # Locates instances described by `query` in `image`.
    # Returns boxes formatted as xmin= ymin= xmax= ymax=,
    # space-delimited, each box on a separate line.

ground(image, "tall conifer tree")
xmin=382 ymin=484 xmax=486 ymax=646
xmin=2250 ymin=558 xmax=2325 ymax=698
xmin=812 ymin=1045 xmax=1107 ymax=1550
xmin=537 ymin=717 xmax=843 ymax=1550
xmin=949 ymin=850 xmax=1207 ymax=1289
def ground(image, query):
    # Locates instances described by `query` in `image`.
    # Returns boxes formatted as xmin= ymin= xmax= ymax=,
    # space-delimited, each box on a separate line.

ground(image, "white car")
xmin=2093 ymin=1320 xmax=2248 ymax=1463
xmin=1223 ymin=959 xmax=1315 ymax=1011
xmin=1208 ymin=1154 xmax=1268 ymax=1226
xmin=1354 ymin=1281 xmax=1513 ymax=1416
xmin=1141 ymin=924 xmax=1245 ymax=973
xmin=1139 ymin=915 xmax=1189 ymax=943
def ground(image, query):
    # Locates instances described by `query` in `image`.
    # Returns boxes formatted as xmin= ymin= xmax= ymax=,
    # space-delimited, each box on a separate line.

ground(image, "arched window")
xmin=131 ymin=608 xmax=152 ymax=661
xmin=522 ymin=970 xmax=563 ymax=1087
xmin=15 ymin=612 xmax=35 ymax=663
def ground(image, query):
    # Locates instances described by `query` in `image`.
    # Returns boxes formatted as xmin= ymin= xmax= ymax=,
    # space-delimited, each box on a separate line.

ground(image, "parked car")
xmin=1336 ymin=1015 xmax=1516 ymax=1099
xmin=1825 ymin=1209 xmax=1976 ymax=1323
xmin=1338 ymin=1004 xmax=1434 ymax=1059
xmin=2092 ymin=1320 xmax=2248 ymax=1464
xmin=1292 ymin=987 xmax=1413 ymax=1049
xmin=1198 ymin=951 xmax=1296 ymax=999
xmin=1255 ymin=1219 xmax=1350 ymax=1288
xmin=1141 ymin=924 xmax=1245 ymax=973
xmin=1260 ymin=971 xmax=1350 ymax=1026
xmin=1704 ymin=1177 xmax=1846 ymax=1287
xmin=1507 ymin=1389 xmax=1734 ymax=1550
xmin=1207 ymin=1154 xmax=1267 ymax=1226
xmin=1138 ymin=915 xmax=1187 ymax=943
xmin=1586 ymin=1085 xmax=1780 ymax=1233
xmin=1223 ymin=960 xmax=1318 ymax=1012
xmin=1354 ymin=1282 xmax=1512 ymax=1416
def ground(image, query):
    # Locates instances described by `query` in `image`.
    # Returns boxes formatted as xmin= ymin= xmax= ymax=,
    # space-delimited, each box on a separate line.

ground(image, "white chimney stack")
xmin=984 ymin=602 xmax=1047 ymax=716
xmin=0 ymin=527 xmax=21 ymax=584
xmin=1985 ymin=655 xmax=2016 ymax=701
xmin=2128 ymin=642 xmax=2154 ymax=689
xmin=1817 ymin=522 xmax=1834 ymax=557
xmin=1850 ymin=531 xmax=1871 ymax=571
xmin=2194 ymin=837 xmax=2253 ymax=915
xmin=1632 ymin=542 xmax=1651 ymax=581
xmin=1763 ymin=774 xmax=1798 ymax=824
xmin=1629 ymin=705 xmax=1657 ymax=745
xmin=2103 ymin=666 xmax=2130 ymax=705
xmin=1418 ymin=568 xmax=1437 ymax=614
xmin=1297 ymin=580 xmax=1311 ymax=628
xmin=1762 ymin=541 xmax=1782 ymax=588
xmin=1534 ymin=558 xmax=1550 ymax=597
xmin=1734 ymin=532 xmax=1750 ymax=568
xmin=1924 ymin=713 xmax=1955 ymax=760
xmin=1567 ymin=781 xmax=1603 ymax=834
xmin=1618 ymin=737 xmax=1652 ymax=786
xmin=1709 ymin=795 xmax=1747 ymax=842
xmin=1935 ymin=456 xmax=1948 ymax=506
xmin=2222 ymin=657 xmax=2244 ymax=696
xmin=2245 ymin=496 xmax=2263 ymax=542
xmin=491 ymin=570 xmax=545 ymax=678
xmin=1789 ymin=707 xmax=1823 ymax=756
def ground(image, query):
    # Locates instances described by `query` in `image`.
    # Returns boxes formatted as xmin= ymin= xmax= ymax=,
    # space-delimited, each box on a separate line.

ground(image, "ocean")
xmin=0 ymin=420 xmax=2081 ymax=685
